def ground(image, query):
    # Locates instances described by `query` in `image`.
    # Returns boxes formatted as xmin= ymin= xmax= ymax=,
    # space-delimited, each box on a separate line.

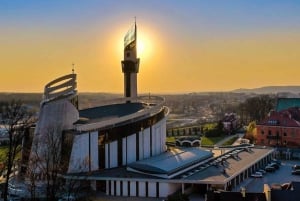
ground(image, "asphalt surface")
xmin=233 ymin=160 xmax=300 ymax=192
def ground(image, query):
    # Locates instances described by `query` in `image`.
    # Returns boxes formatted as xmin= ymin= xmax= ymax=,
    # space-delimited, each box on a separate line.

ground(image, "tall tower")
xmin=121 ymin=21 xmax=140 ymax=100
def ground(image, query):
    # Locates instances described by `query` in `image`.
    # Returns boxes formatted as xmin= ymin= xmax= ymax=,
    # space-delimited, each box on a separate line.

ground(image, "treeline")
xmin=238 ymin=95 xmax=276 ymax=123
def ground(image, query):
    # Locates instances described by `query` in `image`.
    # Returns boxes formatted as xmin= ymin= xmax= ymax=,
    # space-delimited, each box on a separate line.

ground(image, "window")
xmin=261 ymin=130 xmax=264 ymax=135
xmin=268 ymin=130 xmax=272 ymax=135
xmin=283 ymin=132 xmax=287 ymax=137
xmin=291 ymin=129 xmax=295 ymax=137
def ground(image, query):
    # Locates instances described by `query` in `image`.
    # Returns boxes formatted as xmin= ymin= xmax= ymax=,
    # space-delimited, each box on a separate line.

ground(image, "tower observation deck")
xmin=121 ymin=21 xmax=140 ymax=100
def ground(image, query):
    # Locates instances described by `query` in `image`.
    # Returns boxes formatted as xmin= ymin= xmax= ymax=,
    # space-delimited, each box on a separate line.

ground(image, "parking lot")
xmin=233 ymin=160 xmax=300 ymax=192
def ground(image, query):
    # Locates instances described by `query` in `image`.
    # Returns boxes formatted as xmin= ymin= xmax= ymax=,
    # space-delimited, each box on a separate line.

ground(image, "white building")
xmin=29 ymin=22 xmax=276 ymax=199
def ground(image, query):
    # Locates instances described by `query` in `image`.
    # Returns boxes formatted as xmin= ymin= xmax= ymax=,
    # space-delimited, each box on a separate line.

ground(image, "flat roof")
xmin=77 ymin=102 xmax=145 ymax=124
xmin=178 ymin=147 xmax=273 ymax=184
xmin=128 ymin=147 xmax=213 ymax=176
xmin=65 ymin=146 xmax=274 ymax=185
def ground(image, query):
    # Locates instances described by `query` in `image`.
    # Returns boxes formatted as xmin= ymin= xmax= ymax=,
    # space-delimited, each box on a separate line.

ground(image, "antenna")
xmin=72 ymin=63 xmax=75 ymax=74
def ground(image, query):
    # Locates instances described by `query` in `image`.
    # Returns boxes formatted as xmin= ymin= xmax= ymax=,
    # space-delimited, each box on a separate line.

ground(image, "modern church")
xmin=29 ymin=23 xmax=275 ymax=198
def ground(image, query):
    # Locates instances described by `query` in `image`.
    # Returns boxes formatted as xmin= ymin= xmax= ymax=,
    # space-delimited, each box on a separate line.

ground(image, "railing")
xmin=44 ymin=74 xmax=77 ymax=101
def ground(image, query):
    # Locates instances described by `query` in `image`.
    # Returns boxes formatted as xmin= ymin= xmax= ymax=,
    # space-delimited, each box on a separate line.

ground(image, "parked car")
xmin=271 ymin=159 xmax=281 ymax=165
xmin=269 ymin=163 xmax=280 ymax=169
xmin=251 ymin=172 xmax=263 ymax=178
xmin=291 ymin=169 xmax=300 ymax=175
xmin=292 ymin=164 xmax=300 ymax=170
xmin=58 ymin=194 xmax=76 ymax=201
xmin=257 ymin=169 xmax=266 ymax=174
xmin=265 ymin=166 xmax=276 ymax=172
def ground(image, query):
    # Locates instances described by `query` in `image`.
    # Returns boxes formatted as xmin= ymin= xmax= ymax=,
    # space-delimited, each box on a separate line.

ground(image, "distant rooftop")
xmin=276 ymin=98 xmax=300 ymax=111
xmin=258 ymin=107 xmax=300 ymax=127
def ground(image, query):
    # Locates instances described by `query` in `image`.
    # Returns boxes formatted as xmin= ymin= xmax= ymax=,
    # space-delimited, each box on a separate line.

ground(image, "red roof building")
xmin=256 ymin=107 xmax=300 ymax=148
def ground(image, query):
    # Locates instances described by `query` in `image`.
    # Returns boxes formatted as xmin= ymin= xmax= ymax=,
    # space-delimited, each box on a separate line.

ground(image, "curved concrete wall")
xmin=67 ymin=117 xmax=167 ymax=173
xmin=30 ymin=98 xmax=79 ymax=173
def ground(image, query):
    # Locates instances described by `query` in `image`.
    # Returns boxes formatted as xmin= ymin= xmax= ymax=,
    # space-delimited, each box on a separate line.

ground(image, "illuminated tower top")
xmin=121 ymin=21 xmax=140 ymax=100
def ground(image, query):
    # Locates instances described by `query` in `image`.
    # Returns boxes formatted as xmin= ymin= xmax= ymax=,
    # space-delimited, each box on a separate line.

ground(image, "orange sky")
xmin=1 ymin=1 xmax=300 ymax=94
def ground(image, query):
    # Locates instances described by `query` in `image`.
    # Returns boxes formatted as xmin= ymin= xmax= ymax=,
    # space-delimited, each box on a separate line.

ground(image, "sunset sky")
xmin=1 ymin=0 xmax=300 ymax=94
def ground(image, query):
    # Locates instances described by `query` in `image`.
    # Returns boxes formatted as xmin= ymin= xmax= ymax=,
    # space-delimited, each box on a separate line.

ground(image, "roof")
xmin=271 ymin=190 xmax=300 ymax=201
xmin=207 ymin=191 xmax=266 ymax=201
xmin=176 ymin=147 xmax=273 ymax=183
xmin=269 ymin=182 xmax=300 ymax=201
xmin=77 ymin=102 xmax=145 ymax=124
xmin=127 ymin=147 xmax=213 ymax=177
xmin=291 ymin=181 xmax=300 ymax=190
xmin=65 ymin=147 xmax=274 ymax=185
xmin=257 ymin=108 xmax=300 ymax=127
xmin=276 ymin=98 xmax=300 ymax=112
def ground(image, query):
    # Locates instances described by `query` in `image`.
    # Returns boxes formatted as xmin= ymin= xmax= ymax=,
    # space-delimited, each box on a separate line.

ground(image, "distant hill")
xmin=0 ymin=92 xmax=122 ymax=110
xmin=232 ymin=86 xmax=300 ymax=94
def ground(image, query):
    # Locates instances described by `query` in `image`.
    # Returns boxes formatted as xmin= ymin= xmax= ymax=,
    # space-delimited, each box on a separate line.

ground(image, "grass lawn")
xmin=200 ymin=136 xmax=225 ymax=146
xmin=221 ymin=136 xmax=239 ymax=146
xmin=0 ymin=146 xmax=8 ymax=163
xmin=166 ymin=137 xmax=176 ymax=143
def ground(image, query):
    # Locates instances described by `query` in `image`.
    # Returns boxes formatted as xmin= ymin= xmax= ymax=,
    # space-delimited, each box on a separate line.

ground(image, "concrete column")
xmin=91 ymin=180 xmax=96 ymax=191
xmin=234 ymin=177 xmax=237 ymax=188
xmin=182 ymin=183 xmax=185 ymax=194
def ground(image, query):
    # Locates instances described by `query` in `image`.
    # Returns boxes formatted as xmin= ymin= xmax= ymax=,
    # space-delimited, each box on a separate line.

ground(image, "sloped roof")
xmin=128 ymin=147 xmax=213 ymax=176
xmin=258 ymin=108 xmax=300 ymax=127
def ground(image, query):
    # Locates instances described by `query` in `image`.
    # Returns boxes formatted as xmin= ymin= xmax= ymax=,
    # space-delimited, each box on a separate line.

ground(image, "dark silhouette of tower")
xmin=121 ymin=21 xmax=140 ymax=100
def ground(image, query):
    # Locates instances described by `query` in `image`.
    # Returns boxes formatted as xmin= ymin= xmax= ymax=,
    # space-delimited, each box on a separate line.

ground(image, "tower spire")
xmin=121 ymin=21 xmax=140 ymax=101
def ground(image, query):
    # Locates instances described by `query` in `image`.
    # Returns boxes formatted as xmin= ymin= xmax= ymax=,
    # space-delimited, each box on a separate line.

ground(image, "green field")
xmin=0 ymin=146 xmax=8 ymax=163
xmin=221 ymin=136 xmax=239 ymax=146
xmin=200 ymin=136 xmax=224 ymax=146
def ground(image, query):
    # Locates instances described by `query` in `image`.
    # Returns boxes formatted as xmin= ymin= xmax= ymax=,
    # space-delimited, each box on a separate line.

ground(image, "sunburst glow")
xmin=137 ymin=32 xmax=152 ymax=60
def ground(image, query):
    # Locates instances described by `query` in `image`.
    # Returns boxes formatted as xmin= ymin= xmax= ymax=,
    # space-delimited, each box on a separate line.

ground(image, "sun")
xmin=137 ymin=39 xmax=145 ymax=57
xmin=137 ymin=31 xmax=152 ymax=60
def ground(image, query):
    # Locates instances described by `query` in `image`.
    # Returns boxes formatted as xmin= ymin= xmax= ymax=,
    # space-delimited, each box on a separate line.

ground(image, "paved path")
xmin=214 ymin=133 xmax=241 ymax=146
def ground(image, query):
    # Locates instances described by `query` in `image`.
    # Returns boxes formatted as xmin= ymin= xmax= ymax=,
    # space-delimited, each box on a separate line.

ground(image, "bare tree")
xmin=1 ymin=100 xmax=33 ymax=201
xmin=29 ymin=127 xmax=91 ymax=201
xmin=239 ymin=95 xmax=275 ymax=123
xmin=26 ymin=151 xmax=42 ymax=201
xmin=30 ymin=125 xmax=64 ymax=201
